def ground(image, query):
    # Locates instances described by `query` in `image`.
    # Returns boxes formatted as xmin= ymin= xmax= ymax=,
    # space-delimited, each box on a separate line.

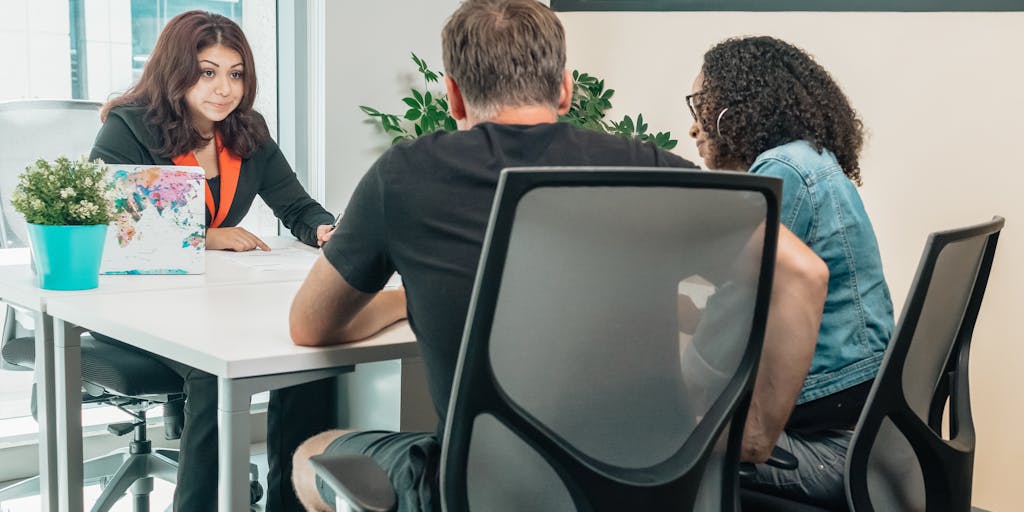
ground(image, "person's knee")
xmin=292 ymin=429 xmax=350 ymax=510
xmin=293 ymin=430 xmax=347 ymax=467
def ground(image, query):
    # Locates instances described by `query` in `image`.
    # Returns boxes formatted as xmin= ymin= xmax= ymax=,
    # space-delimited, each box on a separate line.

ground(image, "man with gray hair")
xmin=288 ymin=1 xmax=827 ymax=510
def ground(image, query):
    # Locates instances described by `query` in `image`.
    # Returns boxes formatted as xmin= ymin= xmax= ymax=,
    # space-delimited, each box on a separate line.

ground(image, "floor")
xmin=0 ymin=444 xmax=269 ymax=512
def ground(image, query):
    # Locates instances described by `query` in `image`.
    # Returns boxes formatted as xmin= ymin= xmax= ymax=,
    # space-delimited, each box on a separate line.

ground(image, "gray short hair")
xmin=442 ymin=0 xmax=566 ymax=120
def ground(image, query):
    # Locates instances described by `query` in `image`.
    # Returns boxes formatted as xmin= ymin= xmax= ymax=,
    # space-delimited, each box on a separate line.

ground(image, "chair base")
xmin=0 ymin=447 xmax=177 ymax=511
xmin=0 ymin=447 xmax=263 ymax=510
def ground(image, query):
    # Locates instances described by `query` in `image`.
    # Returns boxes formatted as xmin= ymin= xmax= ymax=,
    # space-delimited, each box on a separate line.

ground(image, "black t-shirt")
xmin=323 ymin=122 xmax=695 ymax=421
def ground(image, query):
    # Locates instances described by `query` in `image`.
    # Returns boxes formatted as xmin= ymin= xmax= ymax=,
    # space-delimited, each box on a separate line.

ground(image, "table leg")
xmin=54 ymin=319 xmax=84 ymax=512
xmin=32 ymin=311 xmax=57 ymax=512
xmin=217 ymin=378 xmax=251 ymax=511
xmin=213 ymin=367 xmax=357 ymax=510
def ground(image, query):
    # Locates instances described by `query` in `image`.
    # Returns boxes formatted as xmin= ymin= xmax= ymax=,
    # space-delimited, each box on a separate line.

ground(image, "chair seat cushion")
xmin=3 ymin=335 xmax=183 ymax=396
xmin=1 ymin=335 xmax=34 ymax=369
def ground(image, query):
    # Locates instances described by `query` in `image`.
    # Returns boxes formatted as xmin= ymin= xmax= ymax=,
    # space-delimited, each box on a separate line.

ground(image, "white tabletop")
xmin=45 ymin=280 xmax=418 ymax=379
xmin=0 ymin=237 xmax=320 ymax=312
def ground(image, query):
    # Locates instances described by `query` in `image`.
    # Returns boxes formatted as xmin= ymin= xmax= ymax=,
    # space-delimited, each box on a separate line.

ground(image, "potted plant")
xmin=10 ymin=156 xmax=113 ymax=290
xmin=361 ymin=53 xmax=677 ymax=149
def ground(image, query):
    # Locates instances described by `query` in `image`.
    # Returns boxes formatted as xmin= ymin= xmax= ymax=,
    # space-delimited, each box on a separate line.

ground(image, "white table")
xmin=45 ymin=281 xmax=418 ymax=511
xmin=0 ymin=239 xmax=326 ymax=511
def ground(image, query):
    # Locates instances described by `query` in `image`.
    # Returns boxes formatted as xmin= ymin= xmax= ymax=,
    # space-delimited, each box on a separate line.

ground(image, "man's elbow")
xmin=803 ymin=253 xmax=829 ymax=303
xmin=777 ymin=243 xmax=829 ymax=303
xmin=290 ymin=323 xmax=319 ymax=347
xmin=289 ymin=304 xmax=330 ymax=347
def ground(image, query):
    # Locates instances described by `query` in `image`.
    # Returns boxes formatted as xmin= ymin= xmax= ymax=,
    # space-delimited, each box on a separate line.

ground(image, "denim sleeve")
xmin=749 ymin=158 xmax=815 ymax=242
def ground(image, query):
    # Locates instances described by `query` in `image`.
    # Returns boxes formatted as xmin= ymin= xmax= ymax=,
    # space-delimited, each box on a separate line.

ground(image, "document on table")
xmin=221 ymin=246 xmax=318 ymax=272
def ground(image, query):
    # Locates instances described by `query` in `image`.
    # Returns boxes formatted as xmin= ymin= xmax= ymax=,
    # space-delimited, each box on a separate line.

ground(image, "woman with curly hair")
xmin=688 ymin=36 xmax=894 ymax=507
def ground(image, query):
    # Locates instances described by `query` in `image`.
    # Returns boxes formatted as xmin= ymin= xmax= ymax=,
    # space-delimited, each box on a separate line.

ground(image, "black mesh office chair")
xmin=0 ymin=100 xmax=261 ymax=510
xmin=741 ymin=216 xmax=1004 ymax=512
xmin=312 ymin=167 xmax=784 ymax=511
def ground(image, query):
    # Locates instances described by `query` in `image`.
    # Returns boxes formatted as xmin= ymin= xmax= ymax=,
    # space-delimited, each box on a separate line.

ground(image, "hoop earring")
xmin=716 ymin=108 xmax=729 ymax=138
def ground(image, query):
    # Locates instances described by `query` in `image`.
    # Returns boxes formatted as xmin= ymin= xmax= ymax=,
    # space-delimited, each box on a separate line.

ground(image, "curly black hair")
xmin=698 ymin=36 xmax=865 ymax=185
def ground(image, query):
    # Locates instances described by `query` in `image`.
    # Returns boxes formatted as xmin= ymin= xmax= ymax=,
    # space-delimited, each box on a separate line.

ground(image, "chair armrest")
xmin=765 ymin=445 xmax=798 ymax=469
xmin=309 ymin=454 xmax=396 ymax=512
xmin=738 ymin=446 xmax=800 ymax=478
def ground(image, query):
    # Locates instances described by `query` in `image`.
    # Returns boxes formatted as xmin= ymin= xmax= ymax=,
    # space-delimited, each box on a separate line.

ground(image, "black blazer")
xmin=89 ymin=106 xmax=333 ymax=246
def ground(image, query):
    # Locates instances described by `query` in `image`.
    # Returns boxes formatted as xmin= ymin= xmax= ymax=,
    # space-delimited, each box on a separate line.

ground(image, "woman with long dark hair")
xmin=688 ymin=36 xmax=894 ymax=507
xmin=90 ymin=11 xmax=335 ymax=510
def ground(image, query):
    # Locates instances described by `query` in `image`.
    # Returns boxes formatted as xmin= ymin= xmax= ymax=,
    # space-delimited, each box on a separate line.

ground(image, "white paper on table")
xmin=220 ymin=246 xmax=318 ymax=272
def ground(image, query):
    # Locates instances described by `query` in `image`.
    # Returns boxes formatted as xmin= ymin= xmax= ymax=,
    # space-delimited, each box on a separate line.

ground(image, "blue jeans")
xmin=742 ymin=428 xmax=853 ymax=509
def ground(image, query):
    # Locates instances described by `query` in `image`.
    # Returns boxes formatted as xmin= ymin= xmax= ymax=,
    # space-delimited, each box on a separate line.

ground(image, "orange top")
xmin=171 ymin=132 xmax=242 ymax=229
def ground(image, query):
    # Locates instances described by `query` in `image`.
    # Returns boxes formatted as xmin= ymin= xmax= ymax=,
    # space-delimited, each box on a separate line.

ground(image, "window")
xmin=0 ymin=0 xmax=277 ymax=447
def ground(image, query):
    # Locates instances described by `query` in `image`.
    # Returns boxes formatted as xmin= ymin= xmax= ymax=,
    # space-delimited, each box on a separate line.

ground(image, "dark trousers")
xmin=174 ymin=368 xmax=335 ymax=511
xmin=90 ymin=333 xmax=335 ymax=511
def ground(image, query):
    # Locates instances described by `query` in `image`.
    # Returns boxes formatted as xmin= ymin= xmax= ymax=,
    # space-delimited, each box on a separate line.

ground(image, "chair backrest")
xmin=0 ymin=99 xmax=103 ymax=371
xmin=440 ymin=168 xmax=782 ymax=511
xmin=846 ymin=216 xmax=1004 ymax=512
xmin=0 ymin=99 xmax=103 ymax=248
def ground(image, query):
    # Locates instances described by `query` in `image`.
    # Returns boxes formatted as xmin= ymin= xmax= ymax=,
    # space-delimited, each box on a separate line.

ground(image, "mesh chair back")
xmin=441 ymin=168 xmax=782 ymax=511
xmin=0 ymin=99 xmax=103 ymax=248
xmin=846 ymin=217 xmax=1004 ymax=512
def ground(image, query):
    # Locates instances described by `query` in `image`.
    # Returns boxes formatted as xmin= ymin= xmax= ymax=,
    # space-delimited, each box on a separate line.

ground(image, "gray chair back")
xmin=0 ymin=99 xmax=102 ymax=371
xmin=0 ymin=99 xmax=103 ymax=248
xmin=847 ymin=217 xmax=1004 ymax=512
xmin=441 ymin=168 xmax=782 ymax=511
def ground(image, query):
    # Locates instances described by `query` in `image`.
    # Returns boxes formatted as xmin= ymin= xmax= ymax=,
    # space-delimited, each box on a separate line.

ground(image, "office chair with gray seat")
xmin=741 ymin=216 xmax=1004 ymax=512
xmin=312 ymin=168 xmax=784 ymax=511
xmin=0 ymin=99 xmax=261 ymax=510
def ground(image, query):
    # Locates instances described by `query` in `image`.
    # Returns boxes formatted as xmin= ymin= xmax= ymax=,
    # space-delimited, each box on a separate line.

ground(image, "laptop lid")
xmin=101 ymin=165 xmax=206 ymax=275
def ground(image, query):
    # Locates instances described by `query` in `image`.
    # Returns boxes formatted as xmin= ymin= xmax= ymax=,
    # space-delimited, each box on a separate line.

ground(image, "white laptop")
xmin=100 ymin=165 xmax=206 ymax=274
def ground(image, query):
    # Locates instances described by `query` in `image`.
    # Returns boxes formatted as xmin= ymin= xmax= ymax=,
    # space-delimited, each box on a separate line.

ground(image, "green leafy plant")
xmin=360 ymin=54 xmax=457 ymax=145
xmin=10 ymin=156 xmax=114 ymax=225
xmin=561 ymin=70 xmax=677 ymax=150
xmin=361 ymin=53 xmax=677 ymax=150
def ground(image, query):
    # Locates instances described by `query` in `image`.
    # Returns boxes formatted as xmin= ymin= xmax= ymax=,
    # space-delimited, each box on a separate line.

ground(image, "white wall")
xmin=558 ymin=11 xmax=1023 ymax=510
xmin=323 ymin=0 xmax=462 ymax=212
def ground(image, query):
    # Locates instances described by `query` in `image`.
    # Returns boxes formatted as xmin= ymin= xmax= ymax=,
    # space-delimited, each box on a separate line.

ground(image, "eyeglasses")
xmin=685 ymin=92 xmax=704 ymax=121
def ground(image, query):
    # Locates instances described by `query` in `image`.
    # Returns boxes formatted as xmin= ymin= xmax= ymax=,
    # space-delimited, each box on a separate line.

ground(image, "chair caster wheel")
xmin=249 ymin=480 xmax=264 ymax=505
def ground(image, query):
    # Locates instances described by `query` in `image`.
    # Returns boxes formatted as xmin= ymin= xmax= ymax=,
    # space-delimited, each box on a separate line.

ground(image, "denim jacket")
xmin=750 ymin=141 xmax=894 ymax=404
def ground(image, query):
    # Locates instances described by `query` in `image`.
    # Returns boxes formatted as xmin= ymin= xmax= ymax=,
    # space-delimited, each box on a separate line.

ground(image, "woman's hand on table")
xmin=207 ymin=227 xmax=270 ymax=252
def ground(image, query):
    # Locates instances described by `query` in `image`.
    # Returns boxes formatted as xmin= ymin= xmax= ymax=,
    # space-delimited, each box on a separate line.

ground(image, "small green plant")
xmin=10 ymin=156 xmax=114 ymax=225
xmin=360 ymin=54 xmax=457 ymax=145
xmin=361 ymin=53 xmax=677 ymax=150
xmin=561 ymin=70 xmax=677 ymax=150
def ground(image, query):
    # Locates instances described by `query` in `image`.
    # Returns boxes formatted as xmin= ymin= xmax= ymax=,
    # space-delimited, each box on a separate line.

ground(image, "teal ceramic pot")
xmin=25 ymin=223 xmax=107 ymax=290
